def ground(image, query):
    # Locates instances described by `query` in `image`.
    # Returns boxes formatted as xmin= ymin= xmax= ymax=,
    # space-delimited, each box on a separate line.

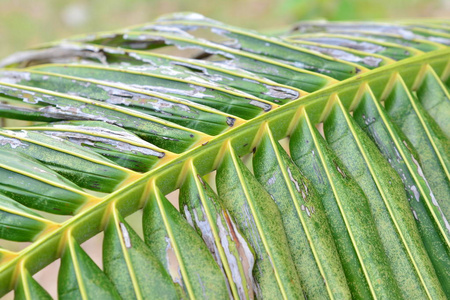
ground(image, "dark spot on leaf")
xmin=226 ymin=117 xmax=236 ymax=127
xmin=193 ymin=52 xmax=213 ymax=60
xmin=197 ymin=174 xmax=207 ymax=189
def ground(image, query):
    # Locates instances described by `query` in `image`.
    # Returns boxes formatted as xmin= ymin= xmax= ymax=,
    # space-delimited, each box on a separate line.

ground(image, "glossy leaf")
xmin=30 ymin=64 xmax=274 ymax=120
xmin=180 ymin=165 xmax=255 ymax=299
xmin=0 ymin=128 xmax=133 ymax=192
xmin=15 ymin=269 xmax=52 ymax=300
xmin=9 ymin=121 xmax=170 ymax=172
xmin=287 ymin=21 xmax=448 ymax=50
xmin=103 ymin=208 xmax=178 ymax=299
xmin=0 ymin=194 xmax=55 ymax=242
xmin=353 ymin=87 xmax=450 ymax=293
xmin=415 ymin=66 xmax=450 ymax=138
xmin=324 ymin=98 xmax=445 ymax=299
xmin=143 ymin=186 xmax=229 ymax=299
xmin=58 ymin=235 xmax=121 ymax=299
xmin=0 ymin=149 xmax=90 ymax=215
xmin=0 ymin=81 xmax=207 ymax=153
xmin=151 ymin=12 xmax=364 ymax=80
xmin=384 ymin=77 xmax=450 ymax=224
xmin=217 ymin=143 xmax=304 ymax=299
xmin=289 ymin=112 xmax=401 ymax=299
xmin=93 ymin=30 xmax=335 ymax=92
xmin=0 ymin=69 xmax=243 ymax=136
xmin=284 ymin=39 xmax=392 ymax=69
xmin=253 ymin=126 xmax=351 ymax=299
xmin=287 ymin=34 xmax=419 ymax=60
xmin=18 ymin=42 xmax=303 ymax=104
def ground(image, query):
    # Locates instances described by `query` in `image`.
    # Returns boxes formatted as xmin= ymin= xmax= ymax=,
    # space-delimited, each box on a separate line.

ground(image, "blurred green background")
xmin=0 ymin=0 xmax=449 ymax=58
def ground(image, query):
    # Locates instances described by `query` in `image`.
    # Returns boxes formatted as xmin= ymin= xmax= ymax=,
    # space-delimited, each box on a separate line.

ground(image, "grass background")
xmin=1 ymin=0 xmax=449 ymax=59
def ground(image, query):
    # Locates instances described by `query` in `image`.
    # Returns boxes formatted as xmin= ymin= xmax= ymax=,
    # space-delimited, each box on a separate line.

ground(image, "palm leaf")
xmin=0 ymin=13 xmax=449 ymax=299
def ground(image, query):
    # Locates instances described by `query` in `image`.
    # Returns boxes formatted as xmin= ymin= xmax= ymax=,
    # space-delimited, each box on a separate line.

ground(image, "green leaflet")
xmin=288 ymin=34 xmax=419 ymax=61
xmin=415 ymin=66 xmax=450 ymax=138
xmin=286 ymin=22 xmax=447 ymax=51
xmin=324 ymin=99 xmax=445 ymax=299
xmin=289 ymin=113 xmax=401 ymax=299
xmin=0 ymin=149 xmax=89 ymax=215
xmin=284 ymin=39 xmax=392 ymax=69
xmin=30 ymin=64 xmax=274 ymax=120
xmin=342 ymin=32 xmax=445 ymax=52
xmin=0 ymin=102 xmax=58 ymax=123
xmin=115 ymin=31 xmax=334 ymax=92
xmin=253 ymin=126 xmax=351 ymax=300
xmin=0 ymin=81 xmax=206 ymax=153
xmin=216 ymin=143 xmax=304 ymax=299
xmin=0 ymin=69 xmax=241 ymax=136
xmin=58 ymin=235 xmax=121 ymax=299
xmin=398 ymin=22 xmax=450 ymax=35
xmin=15 ymin=269 xmax=52 ymax=300
xmin=11 ymin=121 xmax=169 ymax=173
xmin=103 ymin=208 xmax=178 ymax=299
xmin=384 ymin=77 xmax=450 ymax=225
xmin=413 ymin=100 xmax=450 ymax=173
xmin=0 ymin=128 xmax=132 ymax=193
xmin=150 ymin=12 xmax=363 ymax=80
xmin=30 ymin=42 xmax=302 ymax=104
xmin=180 ymin=165 xmax=255 ymax=299
xmin=353 ymin=88 xmax=450 ymax=294
xmin=0 ymin=194 xmax=53 ymax=242
xmin=143 ymin=186 xmax=229 ymax=299
xmin=324 ymin=32 xmax=440 ymax=52
xmin=91 ymin=42 xmax=303 ymax=104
